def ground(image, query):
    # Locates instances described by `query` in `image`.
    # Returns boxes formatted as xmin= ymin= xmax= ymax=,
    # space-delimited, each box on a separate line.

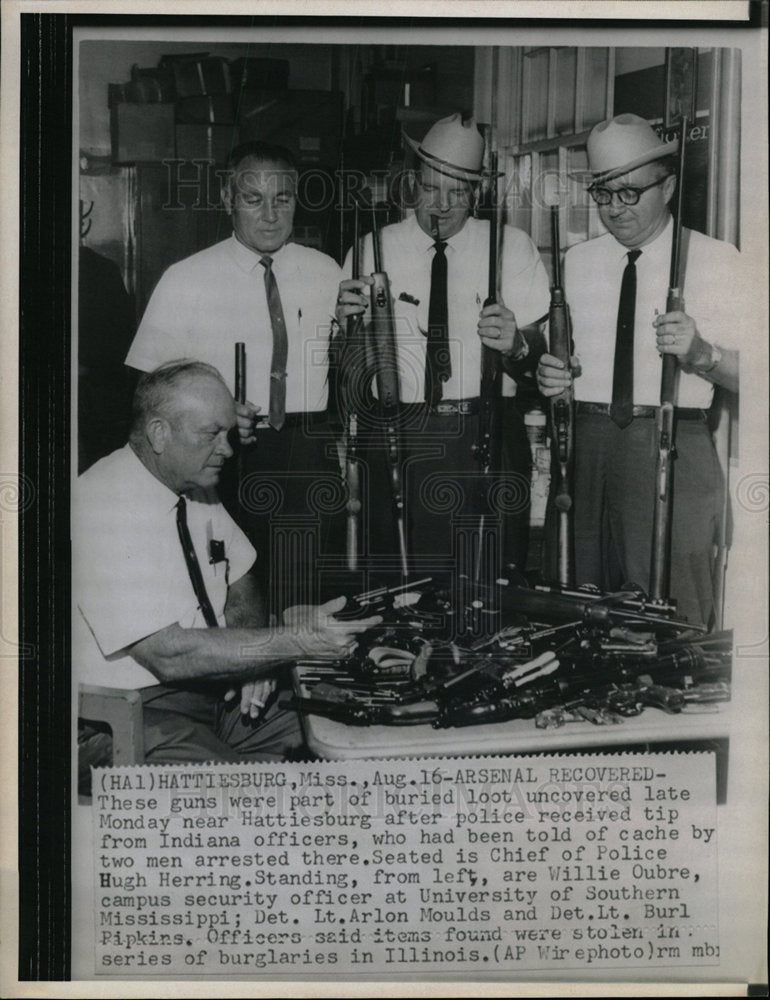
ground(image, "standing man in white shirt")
xmin=537 ymin=114 xmax=741 ymax=626
xmin=336 ymin=114 xmax=550 ymax=576
xmin=126 ymin=141 xmax=344 ymax=611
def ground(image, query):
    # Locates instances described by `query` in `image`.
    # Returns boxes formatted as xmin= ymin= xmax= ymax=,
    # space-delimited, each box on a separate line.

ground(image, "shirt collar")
xmin=609 ymin=214 xmax=673 ymax=266
xmin=226 ymin=232 xmax=291 ymax=273
xmin=407 ymin=213 xmax=473 ymax=255
xmin=637 ymin=214 xmax=674 ymax=267
xmin=125 ymin=444 xmax=183 ymax=515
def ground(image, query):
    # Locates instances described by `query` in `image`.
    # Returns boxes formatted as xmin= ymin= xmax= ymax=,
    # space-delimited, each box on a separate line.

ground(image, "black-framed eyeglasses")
xmin=588 ymin=174 xmax=672 ymax=206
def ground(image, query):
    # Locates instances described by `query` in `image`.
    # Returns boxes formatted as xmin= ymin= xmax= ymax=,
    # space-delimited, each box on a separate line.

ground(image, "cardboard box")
xmin=236 ymin=89 xmax=343 ymax=166
xmin=229 ymin=57 xmax=290 ymax=92
xmin=111 ymin=103 xmax=176 ymax=164
xmin=163 ymin=55 xmax=231 ymax=97
xmin=176 ymin=95 xmax=235 ymax=125
xmin=175 ymin=123 xmax=240 ymax=165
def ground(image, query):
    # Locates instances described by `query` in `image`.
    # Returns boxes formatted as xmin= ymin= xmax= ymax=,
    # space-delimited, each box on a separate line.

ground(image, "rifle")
xmin=343 ymin=199 xmax=363 ymax=571
xmin=235 ymin=341 xmax=246 ymax=406
xmin=548 ymin=205 xmax=575 ymax=587
xmin=650 ymin=115 xmax=687 ymax=604
xmin=234 ymin=342 xmax=246 ymax=513
xmin=496 ymin=579 xmax=701 ymax=634
xmin=472 ymin=138 xmax=504 ymax=590
xmin=369 ymin=201 xmax=409 ymax=578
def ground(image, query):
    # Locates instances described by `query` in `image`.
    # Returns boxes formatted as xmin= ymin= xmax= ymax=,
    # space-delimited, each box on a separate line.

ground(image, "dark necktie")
xmin=609 ymin=249 xmax=643 ymax=428
xmin=425 ymin=240 xmax=451 ymax=405
xmin=176 ymin=496 xmax=218 ymax=628
xmin=260 ymin=255 xmax=288 ymax=430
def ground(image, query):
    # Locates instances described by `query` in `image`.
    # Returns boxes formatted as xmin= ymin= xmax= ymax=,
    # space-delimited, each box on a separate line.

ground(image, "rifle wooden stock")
xmin=548 ymin=206 xmax=575 ymax=587
xmin=650 ymin=116 xmax=687 ymax=604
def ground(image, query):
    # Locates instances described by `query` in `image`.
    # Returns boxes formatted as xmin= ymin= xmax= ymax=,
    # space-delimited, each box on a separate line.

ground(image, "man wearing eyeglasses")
xmin=336 ymin=114 xmax=550 ymax=575
xmin=537 ymin=113 xmax=742 ymax=626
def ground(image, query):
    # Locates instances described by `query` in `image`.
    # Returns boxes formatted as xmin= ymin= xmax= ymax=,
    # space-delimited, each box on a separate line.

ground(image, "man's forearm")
xmin=129 ymin=622 xmax=305 ymax=685
xmin=696 ymin=347 xmax=739 ymax=394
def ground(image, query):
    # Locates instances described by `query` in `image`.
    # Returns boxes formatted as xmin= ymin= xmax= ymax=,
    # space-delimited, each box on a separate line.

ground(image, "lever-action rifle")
xmin=472 ymin=138 xmax=504 ymax=590
xmin=650 ymin=116 xmax=688 ymax=604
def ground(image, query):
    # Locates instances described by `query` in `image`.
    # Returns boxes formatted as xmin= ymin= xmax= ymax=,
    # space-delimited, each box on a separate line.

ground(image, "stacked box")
xmin=111 ymin=103 xmax=176 ymax=164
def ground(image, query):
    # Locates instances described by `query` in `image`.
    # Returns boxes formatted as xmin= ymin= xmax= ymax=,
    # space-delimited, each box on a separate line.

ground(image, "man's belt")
xmin=576 ymin=401 xmax=707 ymax=422
xmin=401 ymin=397 xmax=480 ymax=417
xmin=255 ymin=411 xmax=328 ymax=430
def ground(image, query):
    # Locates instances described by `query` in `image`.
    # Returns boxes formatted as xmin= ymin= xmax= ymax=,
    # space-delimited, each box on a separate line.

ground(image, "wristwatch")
xmin=692 ymin=342 xmax=723 ymax=374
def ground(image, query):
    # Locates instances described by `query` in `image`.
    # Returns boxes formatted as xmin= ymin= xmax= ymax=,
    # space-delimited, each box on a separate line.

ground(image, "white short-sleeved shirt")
xmin=343 ymin=215 xmax=550 ymax=403
xmin=564 ymin=218 xmax=744 ymax=408
xmin=126 ymin=236 xmax=341 ymax=413
xmin=73 ymin=445 xmax=256 ymax=688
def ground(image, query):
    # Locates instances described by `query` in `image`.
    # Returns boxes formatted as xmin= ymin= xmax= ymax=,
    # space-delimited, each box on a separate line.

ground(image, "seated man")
xmin=74 ymin=360 xmax=378 ymax=779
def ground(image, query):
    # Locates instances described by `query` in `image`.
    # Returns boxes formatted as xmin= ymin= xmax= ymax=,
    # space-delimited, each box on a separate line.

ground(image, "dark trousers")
xmin=358 ymin=399 xmax=532 ymax=582
xmin=221 ymin=422 xmax=346 ymax=614
xmin=562 ymin=412 xmax=723 ymax=626
xmin=139 ymin=685 xmax=304 ymax=763
xmin=79 ymin=683 xmax=304 ymax=791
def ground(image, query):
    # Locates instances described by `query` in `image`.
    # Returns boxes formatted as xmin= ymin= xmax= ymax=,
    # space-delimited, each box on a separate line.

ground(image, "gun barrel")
xmin=548 ymin=206 xmax=575 ymax=587
xmin=651 ymin=116 xmax=688 ymax=603
xmin=550 ymin=206 xmax=562 ymax=289
xmin=234 ymin=342 xmax=246 ymax=404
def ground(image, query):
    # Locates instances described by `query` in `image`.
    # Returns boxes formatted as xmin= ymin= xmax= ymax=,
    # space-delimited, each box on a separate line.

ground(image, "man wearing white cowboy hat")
xmin=336 ymin=112 xmax=550 ymax=572
xmin=537 ymin=113 xmax=742 ymax=626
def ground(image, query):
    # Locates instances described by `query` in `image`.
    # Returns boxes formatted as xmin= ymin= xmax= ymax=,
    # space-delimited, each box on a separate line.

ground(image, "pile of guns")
xmin=284 ymin=577 xmax=731 ymax=729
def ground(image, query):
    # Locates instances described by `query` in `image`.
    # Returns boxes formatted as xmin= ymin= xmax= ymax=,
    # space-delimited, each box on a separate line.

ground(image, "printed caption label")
xmin=92 ymin=752 xmax=719 ymax=976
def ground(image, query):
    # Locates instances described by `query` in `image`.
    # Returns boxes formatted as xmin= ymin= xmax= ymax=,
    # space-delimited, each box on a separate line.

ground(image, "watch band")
xmin=694 ymin=343 xmax=722 ymax=374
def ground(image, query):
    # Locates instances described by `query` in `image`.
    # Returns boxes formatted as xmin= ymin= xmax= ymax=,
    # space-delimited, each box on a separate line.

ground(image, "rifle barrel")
xmin=234 ymin=342 xmax=246 ymax=404
xmin=548 ymin=205 xmax=575 ymax=587
xmin=474 ymin=144 xmax=504 ymax=589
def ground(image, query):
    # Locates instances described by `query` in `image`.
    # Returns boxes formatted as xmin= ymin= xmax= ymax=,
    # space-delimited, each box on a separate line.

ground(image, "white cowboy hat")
xmin=573 ymin=113 xmax=679 ymax=184
xmin=402 ymin=113 xmax=488 ymax=181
